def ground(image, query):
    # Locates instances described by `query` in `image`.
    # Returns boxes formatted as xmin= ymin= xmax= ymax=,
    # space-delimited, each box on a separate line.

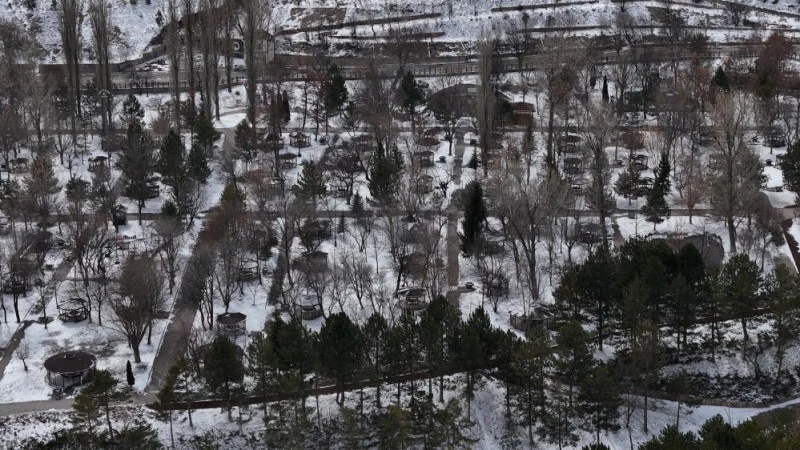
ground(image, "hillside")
xmin=3 ymin=0 xmax=800 ymax=63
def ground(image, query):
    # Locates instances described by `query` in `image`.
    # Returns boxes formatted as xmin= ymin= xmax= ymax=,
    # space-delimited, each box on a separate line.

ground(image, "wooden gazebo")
xmin=289 ymin=132 xmax=310 ymax=148
xmin=217 ymin=312 xmax=247 ymax=338
xmin=57 ymin=297 xmax=89 ymax=322
xmin=44 ymin=351 xmax=97 ymax=388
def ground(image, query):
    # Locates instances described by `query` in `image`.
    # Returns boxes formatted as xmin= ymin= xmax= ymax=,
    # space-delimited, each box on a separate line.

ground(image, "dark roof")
xmin=217 ymin=312 xmax=247 ymax=325
xmin=44 ymin=351 xmax=97 ymax=374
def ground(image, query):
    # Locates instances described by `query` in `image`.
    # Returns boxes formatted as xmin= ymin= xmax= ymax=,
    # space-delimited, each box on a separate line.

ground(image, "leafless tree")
xmin=117 ymin=253 xmax=166 ymax=348
xmin=581 ymin=102 xmax=617 ymax=246
xmin=354 ymin=62 xmax=395 ymax=150
xmin=58 ymin=0 xmax=83 ymax=142
xmin=24 ymin=75 xmax=53 ymax=153
xmin=240 ymin=0 xmax=271 ymax=127
xmin=165 ymin=0 xmax=182 ymax=131
xmin=198 ymin=0 xmax=220 ymax=120
xmin=215 ymin=229 xmax=241 ymax=312
xmin=89 ymin=0 xmax=113 ymax=140
xmin=709 ymin=92 xmax=763 ymax=253
xmin=340 ymin=250 xmax=372 ymax=310
xmin=182 ymin=0 xmax=197 ymax=115
xmin=15 ymin=337 xmax=29 ymax=371
xmin=185 ymin=246 xmax=216 ymax=330
xmin=154 ymin=216 xmax=184 ymax=295
xmin=476 ymin=36 xmax=495 ymax=178
xmin=675 ymin=146 xmax=707 ymax=224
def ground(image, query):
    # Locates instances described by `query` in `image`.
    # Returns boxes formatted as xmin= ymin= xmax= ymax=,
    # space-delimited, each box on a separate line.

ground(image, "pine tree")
xmin=203 ymin=336 xmax=245 ymax=419
xmin=121 ymin=94 xmax=145 ymax=125
xmin=399 ymin=71 xmax=427 ymax=133
xmin=233 ymin=119 xmax=257 ymax=167
xmin=643 ymin=152 xmax=671 ymax=230
xmin=460 ymin=181 xmax=487 ymax=256
xmin=325 ymin=64 xmax=348 ymax=118
xmin=25 ymin=153 xmax=61 ymax=226
xmin=712 ymin=66 xmax=729 ymax=92
xmin=187 ymin=143 xmax=211 ymax=184
xmin=318 ymin=312 xmax=364 ymax=404
xmin=193 ymin=113 xmax=220 ymax=152
xmin=72 ymin=369 xmax=130 ymax=439
xmin=554 ymin=320 xmax=595 ymax=410
xmin=125 ymin=360 xmax=135 ymax=386
xmin=716 ymin=254 xmax=763 ymax=343
xmin=601 ymin=76 xmax=609 ymax=103
xmin=294 ymin=160 xmax=327 ymax=204
xmin=510 ymin=327 xmax=550 ymax=446
xmin=337 ymin=213 xmax=347 ymax=234
xmin=158 ymin=130 xmax=185 ymax=188
xmin=368 ymin=144 xmax=402 ymax=206
xmin=282 ymin=90 xmax=291 ymax=124
xmin=781 ymin=140 xmax=800 ymax=191
xmin=351 ymin=191 xmax=365 ymax=217
xmin=578 ymin=364 xmax=622 ymax=444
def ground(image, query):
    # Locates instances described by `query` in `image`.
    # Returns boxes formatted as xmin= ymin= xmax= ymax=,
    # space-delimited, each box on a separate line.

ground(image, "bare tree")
xmin=215 ymin=229 xmax=241 ymax=312
xmin=240 ymin=0 xmax=271 ymax=127
xmin=154 ymin=216 xmax=184 ymax=295
xmin=476 ymin=36 xmax=495 ymax=178
xmin=182 ymin=0 xmax=197 ymax=115
xmin=165 ymin=0 xmax=182 ymax=131
xmin=185 ymin=246 xmax=216 ymax=330
xmin=117 ymin=254 xmax=166 ymax=354
xmin=581 ymin=103 xmax=618 ymax=245
xmin=58 ymin=0 xmax=83 ymax=143
xmin=198 ymin=0 xmax=220 ymax=120
xmin=709 ymin=92 xmax=763 ymax=253
xmin=15 ymin=337 xmax=29 ymax=371
xmin=89 ymin=0 xmax=113 ymax=140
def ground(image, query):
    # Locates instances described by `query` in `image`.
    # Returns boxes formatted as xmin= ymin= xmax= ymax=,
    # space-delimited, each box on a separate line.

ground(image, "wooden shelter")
xmin=44 ymin=351 xmax=97 ymax=388
xmin=217 ymin=312 xmax=247 ymax=338
xmin=397 ymin=286 xmax=428 ymax=311
xmin=289 ymin=131 xmax=310 ymax=148
xmin=88 ymin=155 xmax=108 ymax=172
xmin=57 ymin=297 xmax=89 ymax=322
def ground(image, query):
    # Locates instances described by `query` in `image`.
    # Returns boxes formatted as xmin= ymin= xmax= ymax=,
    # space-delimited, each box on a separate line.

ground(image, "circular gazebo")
xmin=44 ymin=351 xmax=97 ymax=388
xmin=217 ymin=312 xmax=247 ymax=338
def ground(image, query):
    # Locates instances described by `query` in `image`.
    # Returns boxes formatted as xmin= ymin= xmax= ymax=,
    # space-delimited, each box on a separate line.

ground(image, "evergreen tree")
xmin=711 ymin=66 xmax=730 ymax=92
xmin=553 ymin=320 xmax=595 ymax=410
xmin=781 ymin=140 xmax=800 ymax=191
xmin=419 ymin=295 xmax=461 ymax=402
xmin=293 ymin=160 xmax=327 ymax=204
xmin=351 ymin=191 xmax=365 ymax=217
xmin=120 ymin=120 xmax=156 ymax=220
xmin=642 ymin=152 xmax=671 ymax=229
xmin=158 ymin=130 xmax=185 ymax=188
xmin=282 ymin=90 xmax=291 ymax=124
xmin=203 ymin=336 xmax=245 ymax=419
xmin=25 ymin=153 xmax=61 ymax=226
xmin=187 ymin=143 xmax=211 ymax=184
xmin=716 ymin=254 xmax=763 ymax=343
xmin=125 ymin=360 xmax=135 ymax=387
xmin=460 ymin=180 xmax=487 ymax=256
xmin=578 ymin=364 xmax=621 ymax=444
xmin=121 ymin=94 xmax=145 ymax=125
xmin=455 ymin=307 xmax=496 ymax=420
xmin=318 ymin=312 xmax=364 ymax=404
xmin=193 ymin=113 xmax=220 ymax=152
xmin=270 ymin=317 xmax=316 ymax=409
xmin=325 ymin=64 xmax=348 ymax=119
xmin=362 ymin=313 xmax=390 ymax=409
xmin=601 ymin=76 xmax=609 ymax=103
xmin=368 ymin=143 xmax=403 ymax=206
xmin=640 ymin=425 xmax=700 ymax=450
xmin=337 ymin=213 xmax=347 ymax=235
xmin=246 ymin=330 xmax=276 ymax=418
xmin=233 ymin=119 xmax=257 ymax=167
xmin=399 ymin=70 xmax=427 ymax=133
xmin=510 ymin=327 xmax=550 ymax=446
xmin=72 ymin=370 xmax=130 ymax=440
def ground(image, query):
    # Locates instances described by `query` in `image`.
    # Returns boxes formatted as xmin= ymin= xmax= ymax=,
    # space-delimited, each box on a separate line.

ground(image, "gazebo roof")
xmin=217 ymin=312 xmax=247 ymax=325
xmin=417 ymin=136 xmax=439 ymax=147
xmin=44 ymin=351 xmax=96 ymax=374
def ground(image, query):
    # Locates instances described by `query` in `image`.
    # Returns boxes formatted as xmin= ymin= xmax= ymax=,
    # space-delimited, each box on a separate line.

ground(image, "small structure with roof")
xmin=351 ymin=134 xmax=376 ymax=153
xmin=265 ymin=132 xmax=284 ymax=152
xmin=278 ymin=152 xmax=298 ymax=169
xmin=397 ymin=286 xmax=428 ymax=311
xmin=563 ymin=157 xmax=583 ymax=175
xmin=57 ymin=297 xmax=89 ymax=322
xmin=683 ymin=234 xmax=725 ymax=269
xmin=217 ymin=312 xmax=247 ymax=338
xmin=112 ymin=205 xmax=127 ymax=227
xmin=44 ymin=351 xmax=97 ymax=388
xmin=88 ymin=155 xmax=108 ymax=173
xmin=413 ymin=150 xmax=435 ymax=168
xmin=295 ymin=295 xmax=323 ymax=320
xmin=10 ymin=157 xmax=28 ymax=173
xmin=511 ymin=102 xmax=535 ymax=125
xmin=289 ymin=131 xmax=310 ymax=148
xmin=292 ymin=250 xmax=329 ymax=273
xmin=510 ymin=304 xmax=554 ymax=333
